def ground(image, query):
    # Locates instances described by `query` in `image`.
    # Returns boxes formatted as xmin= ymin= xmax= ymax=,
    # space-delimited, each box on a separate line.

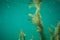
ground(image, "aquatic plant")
xmin=19 ymin=22 xmax=60 ymax=40
xmin=28 ymin=0 xmax=60 ymax=40
xmin=54 ymin=22 xmax=60 ymax=40
xmin=18 ymin=30 xmax=26 ymax=40
xmin=49 ymin=22 xmax=60 ymax=40
xmin=28 ymin=0 xmax=46 ymax=40
xmin=30 ymin=35 xmax=34 ymax=40
xmin=19 ymin=0 xmax=60 ymax=40
xmin=48 ymin=26 xmax=54 ymax=40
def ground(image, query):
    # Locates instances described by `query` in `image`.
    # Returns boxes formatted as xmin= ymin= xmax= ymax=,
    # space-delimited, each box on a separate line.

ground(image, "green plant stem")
xmin=38 ymin=24 xmax=46 ymax=40
xmin=39 ymin=30 xmax=46 ymax=40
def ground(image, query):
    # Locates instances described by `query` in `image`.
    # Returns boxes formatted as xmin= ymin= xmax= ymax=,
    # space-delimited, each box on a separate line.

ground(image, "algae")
xmin=19 ymin=0 xmax=60 ymax=40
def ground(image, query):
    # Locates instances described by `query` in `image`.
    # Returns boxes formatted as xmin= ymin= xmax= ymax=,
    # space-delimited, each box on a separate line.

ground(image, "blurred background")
xmin=0 ymin=0 xmax=60 ymax=40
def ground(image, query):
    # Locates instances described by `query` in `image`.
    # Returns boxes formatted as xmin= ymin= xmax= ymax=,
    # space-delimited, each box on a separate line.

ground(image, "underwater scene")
xmin=0 ymin=0 xmax=60 ymax=40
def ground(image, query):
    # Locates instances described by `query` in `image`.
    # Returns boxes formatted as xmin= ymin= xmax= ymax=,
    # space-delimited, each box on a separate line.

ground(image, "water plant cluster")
xmin=18 ymin=0 xmax=60 ymax=40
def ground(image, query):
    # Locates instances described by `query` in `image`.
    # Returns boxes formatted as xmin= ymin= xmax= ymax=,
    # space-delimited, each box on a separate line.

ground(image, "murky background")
xmin=0 ymin=0 xmax=60 ymax=40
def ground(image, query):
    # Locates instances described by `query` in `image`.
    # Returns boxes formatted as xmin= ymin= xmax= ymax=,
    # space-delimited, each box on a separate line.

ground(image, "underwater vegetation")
xmin=18 ymin=0 xmax=60 ymax=40
xmin=18 ymin=22 xmax=60 ymax=40
xmin=49 ymin=22 xmax=60 ymax=40
xmin=18 ymin=30 xmax=26 ymax=40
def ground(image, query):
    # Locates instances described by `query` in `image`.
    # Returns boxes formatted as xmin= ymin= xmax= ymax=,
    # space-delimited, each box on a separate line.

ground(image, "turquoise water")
xmin=0 ymin=0 xmax=60 ymax=40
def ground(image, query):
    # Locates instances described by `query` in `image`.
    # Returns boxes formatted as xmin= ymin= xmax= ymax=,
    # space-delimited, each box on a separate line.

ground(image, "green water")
xmin=0 ymin=0 xmax=60 ymax=40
